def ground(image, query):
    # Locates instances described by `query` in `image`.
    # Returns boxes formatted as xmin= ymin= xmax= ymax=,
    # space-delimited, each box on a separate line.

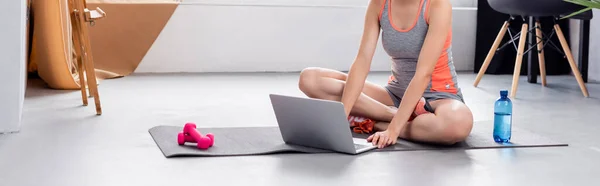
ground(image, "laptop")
xmin=269 ymin=94 xmax=377 ymax=155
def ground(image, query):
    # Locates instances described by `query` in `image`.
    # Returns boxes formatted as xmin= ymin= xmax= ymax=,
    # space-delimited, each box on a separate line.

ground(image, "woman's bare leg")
xmin=397 ymin=99 xmax=474 ymax=145
xmin=298 ymin=67 xmax=396 ymax=122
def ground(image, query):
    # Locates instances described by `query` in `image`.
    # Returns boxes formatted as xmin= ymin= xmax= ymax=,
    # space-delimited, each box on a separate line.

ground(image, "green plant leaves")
xmin=562 ymin=0 xmax=600 ymax=19
xmin=562 ymin=7 xmax=593 ymax=19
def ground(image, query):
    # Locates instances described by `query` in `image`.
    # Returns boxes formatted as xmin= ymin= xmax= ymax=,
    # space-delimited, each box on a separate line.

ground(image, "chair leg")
xmin=80 ymin=27 xmax=102 ymax=115
xmin=554 ymin=24 xmax=590 ymax=97
xmin=84 ymin=55 xmax=102 ymax=115
xmin=510 ymin=23 xmax=529 ymax=98
xmin=69 ymin=6 xmax=88 ymax=106
xmin=71 ymin=0 xmax=103 ymax=115
xmin=474 ymin=21 xmax=510 ymax=87
xmin=536 ymin=21 xmax=547 ymax=86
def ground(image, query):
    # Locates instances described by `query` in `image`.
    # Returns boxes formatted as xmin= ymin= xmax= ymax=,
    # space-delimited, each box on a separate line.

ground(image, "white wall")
xmin=0 ymin=0 xmax=27 ymax=133
xmin=136 ymin=0 xmax=478 ymax=73
xmin=178 ymin=0 xmax=477 ymax=7
xmin=569 ymin=20 xmax=580 ymax=63
xmin=589 ymin=9 xmax=600 ymax=82
xmin=569 ymin=9 xmax=600 ymax=82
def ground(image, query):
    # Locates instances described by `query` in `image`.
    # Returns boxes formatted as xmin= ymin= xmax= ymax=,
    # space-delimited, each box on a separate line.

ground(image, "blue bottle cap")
xmin=500 ymin=90 xmax=508 ymax=96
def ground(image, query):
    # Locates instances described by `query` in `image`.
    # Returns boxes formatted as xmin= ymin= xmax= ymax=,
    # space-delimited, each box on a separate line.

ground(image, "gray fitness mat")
xmin=148 ymin=121 xmax=567 ymax=158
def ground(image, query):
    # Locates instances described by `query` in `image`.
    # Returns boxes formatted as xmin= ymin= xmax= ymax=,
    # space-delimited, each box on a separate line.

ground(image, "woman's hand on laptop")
xmin=367 ymin=129 xmax=400 ymax=148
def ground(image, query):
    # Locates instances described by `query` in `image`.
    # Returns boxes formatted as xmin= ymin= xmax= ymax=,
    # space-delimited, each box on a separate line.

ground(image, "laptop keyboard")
xmin=354 ymin=144 xmax=371 ymax=149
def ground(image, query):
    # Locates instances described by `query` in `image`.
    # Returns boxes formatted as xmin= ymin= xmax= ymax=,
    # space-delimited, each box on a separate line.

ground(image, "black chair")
xmin=473 ymin=0 xmax=592 ymax=98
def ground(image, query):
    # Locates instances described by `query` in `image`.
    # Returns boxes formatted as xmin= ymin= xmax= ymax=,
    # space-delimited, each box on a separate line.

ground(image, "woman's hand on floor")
xmin=367 ymin=129 xmax=399 ymax=148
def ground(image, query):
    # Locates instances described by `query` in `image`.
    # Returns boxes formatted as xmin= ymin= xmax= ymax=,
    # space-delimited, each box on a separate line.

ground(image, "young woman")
xmin=298 ymin=0 xmax=474 ymax=148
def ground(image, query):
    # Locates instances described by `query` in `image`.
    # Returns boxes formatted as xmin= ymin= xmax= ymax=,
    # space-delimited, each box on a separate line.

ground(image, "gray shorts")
xmin=384 ymin=86 xmax=465 ymax=109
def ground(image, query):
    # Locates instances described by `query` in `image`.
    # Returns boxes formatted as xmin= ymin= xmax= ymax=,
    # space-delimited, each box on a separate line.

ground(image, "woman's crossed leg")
xmin=298 ymin=67 xmax=473 ymax=145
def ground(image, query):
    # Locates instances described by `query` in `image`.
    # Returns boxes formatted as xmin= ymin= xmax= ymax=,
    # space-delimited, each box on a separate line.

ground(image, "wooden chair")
xmin=473 ymin=0 xmax=591 ymax=98
xmin=69 ymin=0 xmax=106 ymax=115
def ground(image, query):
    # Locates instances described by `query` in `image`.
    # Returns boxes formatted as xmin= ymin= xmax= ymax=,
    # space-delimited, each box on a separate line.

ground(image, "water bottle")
xmin=493 ymin=90 xmax=512 ymax=143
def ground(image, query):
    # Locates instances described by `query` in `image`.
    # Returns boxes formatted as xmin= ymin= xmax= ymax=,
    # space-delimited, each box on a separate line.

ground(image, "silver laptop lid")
xmin=269 ymin=94 xmax=357 ymax=153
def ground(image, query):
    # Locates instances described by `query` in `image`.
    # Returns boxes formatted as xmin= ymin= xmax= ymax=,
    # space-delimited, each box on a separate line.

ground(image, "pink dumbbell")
xmin=177 ymin=123 xmax=197 ymax=144
xmin=183 ymin=123 xmax=214 ymax=147
xmin=177 ymin=123 xmax=197 ymax=145
xmin=182 ymin=122 xmax=214 ymax=147
xmin=177 ymin=132 xmax=214 ymax=147
xmin=177 ymin=132 xmax=193 ymax=145
xmin=177 ymin=123 xmax=214 ymax=149
xmin=206 ymin=133 xmax=214 ymax=146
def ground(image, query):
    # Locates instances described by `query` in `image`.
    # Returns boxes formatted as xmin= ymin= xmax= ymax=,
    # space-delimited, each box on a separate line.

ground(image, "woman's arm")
xmin=387 ymin=0 xmax=453 ymax=134
xmin=341 ymin=0 xmax=383 ymax=116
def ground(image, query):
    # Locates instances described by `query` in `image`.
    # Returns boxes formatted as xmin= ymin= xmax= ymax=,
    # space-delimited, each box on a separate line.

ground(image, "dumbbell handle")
xmin=181 ymin=133 xmax=214 ymax=143
xmin=179 ymin=123 xmax=214 ymax=148
xmin=180 ymin=132 xmax=196 ymax=142
xmin=185 ymin=128 xmax=213 ymax=149
xmin=186 ymin=128 xmax=204 ymax=142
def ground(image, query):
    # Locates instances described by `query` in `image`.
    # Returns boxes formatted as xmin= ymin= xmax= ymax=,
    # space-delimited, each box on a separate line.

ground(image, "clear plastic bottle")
xmin=493 ymin=90 xmax=512 ymax=143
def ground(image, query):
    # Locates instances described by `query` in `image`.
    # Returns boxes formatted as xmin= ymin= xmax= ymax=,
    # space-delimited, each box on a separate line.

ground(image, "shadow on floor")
xmin=25 ymin=76 xmax=79 ymax=98
xmin=273 ymin=153 xmax=357 ymax=178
